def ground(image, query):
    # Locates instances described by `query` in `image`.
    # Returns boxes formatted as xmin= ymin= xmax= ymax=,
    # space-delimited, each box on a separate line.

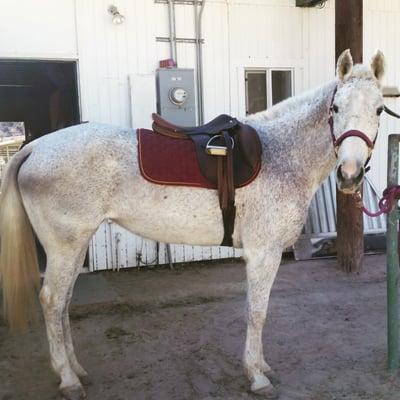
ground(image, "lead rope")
xmin=353 ymin=186 xmax=400 ymax=217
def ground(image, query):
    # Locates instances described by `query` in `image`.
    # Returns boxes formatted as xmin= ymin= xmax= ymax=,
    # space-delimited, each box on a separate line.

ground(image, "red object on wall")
xmin=159 ymin=59 xmax=176 ymax=68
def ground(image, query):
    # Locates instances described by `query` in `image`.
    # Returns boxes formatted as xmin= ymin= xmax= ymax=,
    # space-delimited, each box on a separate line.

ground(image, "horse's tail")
xmin=0 ymin=142 xmax=40 ymax=332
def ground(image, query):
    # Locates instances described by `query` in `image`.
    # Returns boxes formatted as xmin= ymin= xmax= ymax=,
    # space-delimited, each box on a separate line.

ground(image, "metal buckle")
xmin=353 ymin=190 xmax=364 ymax=209
xmin=205 ymin=135 xmax=234 ymax=156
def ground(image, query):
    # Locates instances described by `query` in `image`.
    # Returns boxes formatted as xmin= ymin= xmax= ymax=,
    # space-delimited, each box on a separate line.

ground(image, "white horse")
xmin=0 ymin=49 xmax=385 ymax=399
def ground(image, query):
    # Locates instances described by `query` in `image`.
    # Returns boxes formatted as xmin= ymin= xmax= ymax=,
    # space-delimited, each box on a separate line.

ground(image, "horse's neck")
xmin=246 ymin=80 xmax=337 ymax=192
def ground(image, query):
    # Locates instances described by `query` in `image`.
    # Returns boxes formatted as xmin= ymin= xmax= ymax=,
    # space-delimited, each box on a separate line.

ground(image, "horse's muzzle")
xmin=336 ymin=161 xmax=365 ymax=193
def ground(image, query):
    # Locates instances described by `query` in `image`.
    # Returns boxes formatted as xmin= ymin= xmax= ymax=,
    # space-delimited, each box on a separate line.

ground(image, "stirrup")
xmin=205 ymin=135 xmax=234 ymax=156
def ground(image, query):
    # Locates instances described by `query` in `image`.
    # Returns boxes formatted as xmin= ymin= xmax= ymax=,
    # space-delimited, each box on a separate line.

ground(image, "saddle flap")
xmin=236 ymin=125 xmax=262 ymax=171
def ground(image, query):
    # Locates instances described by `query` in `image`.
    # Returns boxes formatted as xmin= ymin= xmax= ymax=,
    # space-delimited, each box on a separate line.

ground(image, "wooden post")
xmin=335 ymin=0 xmax=364 ymax=273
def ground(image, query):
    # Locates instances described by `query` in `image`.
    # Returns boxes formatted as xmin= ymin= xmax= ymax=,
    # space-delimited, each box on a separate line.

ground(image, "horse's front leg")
xmin=243 ymin=246 xmax=281 ymax=399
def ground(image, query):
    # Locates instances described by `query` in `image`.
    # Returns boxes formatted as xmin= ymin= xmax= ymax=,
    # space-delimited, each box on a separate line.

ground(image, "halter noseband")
xmin=328 ymin=86 xmax=376 ymax=169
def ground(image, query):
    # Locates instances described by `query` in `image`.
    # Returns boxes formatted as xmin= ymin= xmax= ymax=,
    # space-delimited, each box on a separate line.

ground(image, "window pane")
xmin=271 ymin=70 xmax=292 ymax=105
xmin=246 ymin=71 xmax=267 ymax=114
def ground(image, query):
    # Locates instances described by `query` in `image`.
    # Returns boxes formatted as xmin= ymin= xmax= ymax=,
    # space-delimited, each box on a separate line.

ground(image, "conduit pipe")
xmin=194 ymin=0 xmax=206 ymax=124
xmin=167 ymin=0 xmax=178 ymax=65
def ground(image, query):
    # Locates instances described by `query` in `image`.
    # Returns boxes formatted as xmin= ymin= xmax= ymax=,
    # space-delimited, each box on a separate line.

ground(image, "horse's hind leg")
xmin=63 ymin=251 xmax=88 ymax=378
xmin=243 ymin=246 xmax=282 ymax=399
xmin=40 ymin=244 xmax=89 ymax=400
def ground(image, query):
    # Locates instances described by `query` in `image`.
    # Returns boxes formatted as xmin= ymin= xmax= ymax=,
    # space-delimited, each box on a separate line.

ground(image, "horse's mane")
xmin=244 ymin=80 xmax=337 ymax=124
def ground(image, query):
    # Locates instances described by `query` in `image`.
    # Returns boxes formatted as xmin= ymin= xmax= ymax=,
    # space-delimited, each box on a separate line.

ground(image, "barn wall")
xmin=0 ymin=0 xmax=77 ymax=59
xmin=363 ymin=0 xmax=400 ymax=193
xmin=0 ymin=0 xmax=398 ymax=268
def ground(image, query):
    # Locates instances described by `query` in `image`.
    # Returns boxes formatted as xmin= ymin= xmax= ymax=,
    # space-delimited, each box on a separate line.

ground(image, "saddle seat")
xmin=152 ymin=113 xmax=238 ymax=138
xmin=145 ymin=113 xmax=262 ymax=246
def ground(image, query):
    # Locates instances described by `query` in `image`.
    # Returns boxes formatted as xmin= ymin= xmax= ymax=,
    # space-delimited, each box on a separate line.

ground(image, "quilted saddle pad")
xmin=137 ymin=128 xmax=216 ymax=189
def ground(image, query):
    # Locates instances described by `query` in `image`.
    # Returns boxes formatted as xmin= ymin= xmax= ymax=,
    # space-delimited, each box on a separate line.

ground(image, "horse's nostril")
xmin=354 ymin=166 xmax=365 ymax=184
xmin=336 ymin=165 xmax=345 ymax=182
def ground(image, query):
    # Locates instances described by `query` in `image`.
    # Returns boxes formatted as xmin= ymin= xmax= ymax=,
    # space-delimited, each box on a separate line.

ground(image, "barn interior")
xmin=0 ymin=60 xmax=81 ymax=269
xmin=0 ymin=60 xmax=80 ymax=143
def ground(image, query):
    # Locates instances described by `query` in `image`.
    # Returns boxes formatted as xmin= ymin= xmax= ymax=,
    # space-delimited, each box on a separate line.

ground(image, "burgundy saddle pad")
xmin=137 ymin=128 xmax=215 ymax=189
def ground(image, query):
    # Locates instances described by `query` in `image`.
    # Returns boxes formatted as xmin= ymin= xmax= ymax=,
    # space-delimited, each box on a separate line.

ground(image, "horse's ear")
xmin=336 ymin=49 xmax=353 ymax=81
xmin=370 ymin=49 xmax=385 ymax=82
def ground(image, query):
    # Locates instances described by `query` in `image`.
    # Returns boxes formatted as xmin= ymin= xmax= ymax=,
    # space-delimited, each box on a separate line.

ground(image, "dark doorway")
xmin=0 ymin=60 xmax=82 ymax=269
xmin=0 ymin=60 xmax=80 ymax=142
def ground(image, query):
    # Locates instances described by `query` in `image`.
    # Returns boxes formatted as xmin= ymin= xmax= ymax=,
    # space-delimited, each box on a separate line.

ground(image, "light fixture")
xmin=108 ymin=5 xmax=125 ymax=25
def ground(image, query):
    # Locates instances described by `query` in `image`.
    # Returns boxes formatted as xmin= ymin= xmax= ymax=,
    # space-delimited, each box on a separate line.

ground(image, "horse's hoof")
xmin=253 ymin=384 xmax=279 ymax=399
xmin=79 ymin=374 xmax=93 ymax=386
xmin=264 ymin=369 xmax=280 ymax=384
xmin=60 ymin=384 xmax=87 ymax=400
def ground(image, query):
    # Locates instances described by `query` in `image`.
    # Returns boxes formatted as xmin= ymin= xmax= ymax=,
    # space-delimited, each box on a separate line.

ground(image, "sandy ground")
xmin=1 ymin=254 xmax=400 ymax=400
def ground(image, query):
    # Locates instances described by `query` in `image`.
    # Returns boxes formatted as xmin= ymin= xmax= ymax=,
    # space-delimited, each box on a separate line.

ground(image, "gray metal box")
xmin=156 ymin=68 xmax=196 ymax=126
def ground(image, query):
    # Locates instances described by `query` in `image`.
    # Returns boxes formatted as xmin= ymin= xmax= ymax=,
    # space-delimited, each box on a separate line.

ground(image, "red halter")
xmin=328 ymin=87 xmax=376 ymax=168
xmin=328 ymin=86 xmax=400 ymax=217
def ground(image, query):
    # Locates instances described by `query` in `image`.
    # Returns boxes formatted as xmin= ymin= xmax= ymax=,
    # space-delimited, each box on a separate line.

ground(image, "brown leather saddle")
xmin=152 ymin=113 xmax=262 ymax=246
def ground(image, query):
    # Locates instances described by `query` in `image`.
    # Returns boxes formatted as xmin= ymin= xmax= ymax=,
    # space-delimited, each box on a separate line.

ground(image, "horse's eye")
xmin=377 ymin=106 xmax=384 ymax=116
xmin=332 ymin=104 xmax=339 ymax=113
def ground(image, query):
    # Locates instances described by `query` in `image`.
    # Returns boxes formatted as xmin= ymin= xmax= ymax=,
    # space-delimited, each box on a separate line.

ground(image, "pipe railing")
xmin=386 ymin=133 xmax=400 ymax=370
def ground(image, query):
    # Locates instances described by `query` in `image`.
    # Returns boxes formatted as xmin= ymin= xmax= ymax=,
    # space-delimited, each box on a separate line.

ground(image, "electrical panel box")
xmin=156 ymin=68 xmax=196 ymax=126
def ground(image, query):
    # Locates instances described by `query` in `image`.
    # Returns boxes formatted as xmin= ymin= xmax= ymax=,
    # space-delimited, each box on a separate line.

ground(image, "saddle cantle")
xmin=138 ymin=113 xmax=262 ymax=246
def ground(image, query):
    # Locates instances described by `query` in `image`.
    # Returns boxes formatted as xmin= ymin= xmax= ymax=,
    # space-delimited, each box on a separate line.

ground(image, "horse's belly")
xmin=113 ymin=179 xmax=226 ymax=246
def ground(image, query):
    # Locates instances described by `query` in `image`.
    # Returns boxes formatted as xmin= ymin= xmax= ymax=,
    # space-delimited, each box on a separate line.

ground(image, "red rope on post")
xmin=353 ymin=186 xmax=400 ymax=217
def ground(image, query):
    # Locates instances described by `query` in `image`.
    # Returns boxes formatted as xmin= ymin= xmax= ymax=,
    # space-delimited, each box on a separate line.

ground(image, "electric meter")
xmin=169 ymin=87 xmax=188 ymax=105
xmin=156 ymin=68 xmax=196 ymax=125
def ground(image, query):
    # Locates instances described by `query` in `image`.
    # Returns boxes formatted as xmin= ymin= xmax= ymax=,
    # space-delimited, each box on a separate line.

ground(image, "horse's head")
xmin=332 ymin=49 xmax=385 ymax=194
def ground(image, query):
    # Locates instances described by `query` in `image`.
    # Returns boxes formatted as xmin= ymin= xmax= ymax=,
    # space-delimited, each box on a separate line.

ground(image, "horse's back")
xmin=26 ymin=122 xmax=135 ymax=166
xmin=18 ymin=123 xmax=139 ymax=227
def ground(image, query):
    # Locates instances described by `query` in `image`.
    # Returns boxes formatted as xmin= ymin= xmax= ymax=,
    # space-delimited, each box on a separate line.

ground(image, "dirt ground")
xmin=1 ymin=254 xmax=400 ymax=400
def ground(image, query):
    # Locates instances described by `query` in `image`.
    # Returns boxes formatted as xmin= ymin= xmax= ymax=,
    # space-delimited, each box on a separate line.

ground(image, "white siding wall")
xmin=364 ymin=0 xmax=400 ymax=193
xmin=0 ymin=0 xmax=77 ymax=59
xmin=1 ymin=0 xmax=398 ymax=268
